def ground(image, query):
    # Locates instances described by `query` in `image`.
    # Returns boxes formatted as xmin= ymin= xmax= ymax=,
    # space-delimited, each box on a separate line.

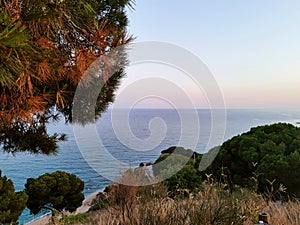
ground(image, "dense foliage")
xmin=0 ymin=117 xmax=67 ymax=154
xmin=153 ymin=146 xmax=202 ymax=195
xmin=25 ymin=171 xmax=84 ymax=214
xmin=206 ymin=123 xmax=300 ymax=198
xmin=0 ymin=170 xmax=28 ymax=224
xmin=0 ymin=0 xmax=134 ymax=154
xmin=86 ymin=135 xmax=300 ymax=224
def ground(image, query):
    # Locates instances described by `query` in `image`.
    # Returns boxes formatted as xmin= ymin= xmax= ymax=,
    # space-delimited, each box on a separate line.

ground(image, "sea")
xmin=0 ymin=108 xmax=300 ymax=224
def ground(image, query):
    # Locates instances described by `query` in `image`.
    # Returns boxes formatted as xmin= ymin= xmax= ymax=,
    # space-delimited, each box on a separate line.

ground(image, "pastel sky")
xmin=113 ymin=1 xmax=300 ymax=108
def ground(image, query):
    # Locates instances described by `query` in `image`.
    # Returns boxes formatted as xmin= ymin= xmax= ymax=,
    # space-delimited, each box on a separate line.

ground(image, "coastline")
xmin=25 ymin=189 xmax=103 ymax=225
xmin=76 ymin=190 xmax=101 ymax=214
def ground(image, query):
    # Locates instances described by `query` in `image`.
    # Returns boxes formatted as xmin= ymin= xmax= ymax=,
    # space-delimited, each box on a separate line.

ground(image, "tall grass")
xmin=54 ymin=170 xmax=300 ymax=225
xmin=86 ymin=184 xmax=300 ymax=225
xmin=88 ymin=183 xmax=260 ymax=225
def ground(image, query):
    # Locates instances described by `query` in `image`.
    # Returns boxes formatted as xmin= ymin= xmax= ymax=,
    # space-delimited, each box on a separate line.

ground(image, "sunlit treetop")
xmin=0 ymin=0 xmax=135 ymax=154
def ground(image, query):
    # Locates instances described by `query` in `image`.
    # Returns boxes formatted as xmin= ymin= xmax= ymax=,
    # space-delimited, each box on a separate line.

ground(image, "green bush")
xmin=25 ymin=171 xmax=84 ymax=214
xmin=206 ymin=123 xmax=300 ymax=199
xmin=59 ymin=213 xmax=90 ymax=225
xmin=153 ymin=147 xmax=202 ymax=197
xmin=0 ymin=170 xmax=28 ymax=224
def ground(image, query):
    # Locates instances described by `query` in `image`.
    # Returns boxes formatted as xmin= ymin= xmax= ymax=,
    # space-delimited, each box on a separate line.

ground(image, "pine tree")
xmin=0 ymin=170 xmax=28 ymax=224
xmin=25 ymin=171 xmax=84 ymax=214
xmin=0 ymin=0 xmax=134 ymax=153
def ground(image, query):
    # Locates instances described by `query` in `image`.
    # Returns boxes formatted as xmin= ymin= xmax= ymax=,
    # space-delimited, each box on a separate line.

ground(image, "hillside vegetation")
xmin=46 ymin=123 xmax=300 ymax=224
xmin=207 ymin=123 xmax=300 ymax=199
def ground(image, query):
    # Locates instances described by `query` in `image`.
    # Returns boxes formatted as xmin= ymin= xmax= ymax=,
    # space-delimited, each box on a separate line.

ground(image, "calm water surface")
xmin=0 ymin=108 xmax=300 ymax=224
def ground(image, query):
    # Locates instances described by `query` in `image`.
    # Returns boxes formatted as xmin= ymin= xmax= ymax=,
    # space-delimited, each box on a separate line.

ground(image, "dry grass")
xmin=80 ymin=183 xmax=299 ymax=225
xmin=55 ymin=171 xmax=300 ymax=225
xmin=264 ymin=201 xmax=300 ymax=225
xmin=87 ymin=185 xmax=259 ymax=225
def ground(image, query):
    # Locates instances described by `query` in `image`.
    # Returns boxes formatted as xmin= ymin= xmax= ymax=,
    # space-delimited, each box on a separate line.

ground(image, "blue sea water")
xmin=0 ymin=108 xmax=300 ymax=224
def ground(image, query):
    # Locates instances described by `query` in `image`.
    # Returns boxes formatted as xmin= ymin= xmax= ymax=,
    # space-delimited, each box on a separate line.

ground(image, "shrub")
xmin=25 ymin=171 xmax=84 ymax=214
xmin=0 ymin=170 xmax=28 ymax=224
xmin=59 ymin=213 xmax=90 ymax=225
xmin=206 ymin=123 xmax=300 ymax=198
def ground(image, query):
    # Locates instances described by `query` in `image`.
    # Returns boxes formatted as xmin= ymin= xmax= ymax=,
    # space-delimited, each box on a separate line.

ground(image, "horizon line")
xmin=108 ymin=106 xmax=300 ymax=110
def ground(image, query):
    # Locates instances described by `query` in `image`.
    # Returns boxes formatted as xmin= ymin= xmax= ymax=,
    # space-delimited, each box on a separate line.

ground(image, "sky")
xmin=113 ymin=1 xmax=300 ymax=109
